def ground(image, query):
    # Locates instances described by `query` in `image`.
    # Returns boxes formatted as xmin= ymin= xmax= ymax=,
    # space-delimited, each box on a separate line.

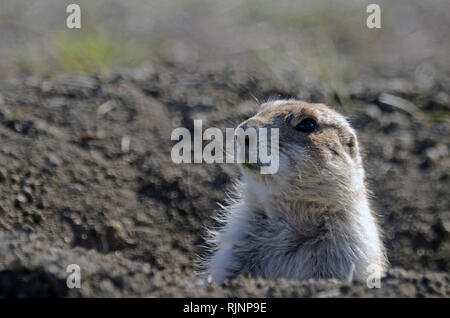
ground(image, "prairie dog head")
xmin=236 ymin=100 xmax=365 ymax=206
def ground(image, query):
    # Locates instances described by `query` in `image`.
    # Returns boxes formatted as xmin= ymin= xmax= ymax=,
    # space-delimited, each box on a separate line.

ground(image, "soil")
xmin=0 ymin=63 xmax=448 ymax=297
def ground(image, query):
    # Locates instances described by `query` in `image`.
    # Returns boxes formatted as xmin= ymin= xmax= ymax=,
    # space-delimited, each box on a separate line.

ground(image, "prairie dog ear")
xmin=342 ymin=131 xmax=359 ymax=159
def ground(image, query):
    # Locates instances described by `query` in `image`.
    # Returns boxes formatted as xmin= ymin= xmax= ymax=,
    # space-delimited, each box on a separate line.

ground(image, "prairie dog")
xmin=202 ymin=100 xmax=387 ymax=283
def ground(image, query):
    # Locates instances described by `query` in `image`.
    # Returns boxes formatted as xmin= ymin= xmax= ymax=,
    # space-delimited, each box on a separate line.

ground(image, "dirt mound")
xmin=0 ymin=64 xmax=448 ymax=297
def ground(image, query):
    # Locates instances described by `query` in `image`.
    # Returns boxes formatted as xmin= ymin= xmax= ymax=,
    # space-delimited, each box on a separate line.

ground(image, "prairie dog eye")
xmin=295 ymin=118 xmax=316 ymax=133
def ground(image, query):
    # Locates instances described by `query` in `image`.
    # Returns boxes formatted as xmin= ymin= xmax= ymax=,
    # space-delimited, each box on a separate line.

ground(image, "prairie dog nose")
xmin=235 ymin=120 xmax=261 ymax=165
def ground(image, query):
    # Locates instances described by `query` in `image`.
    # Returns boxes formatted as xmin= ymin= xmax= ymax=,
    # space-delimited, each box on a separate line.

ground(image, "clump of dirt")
xmin=0 ymin=63 xmax=448 ymax=297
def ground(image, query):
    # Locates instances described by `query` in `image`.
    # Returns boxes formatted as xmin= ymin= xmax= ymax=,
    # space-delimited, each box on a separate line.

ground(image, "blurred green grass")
xmin=55 ymin=31 xmax=148 ymax=75
xmin=14 ymin=30 xmax=150 ymax=77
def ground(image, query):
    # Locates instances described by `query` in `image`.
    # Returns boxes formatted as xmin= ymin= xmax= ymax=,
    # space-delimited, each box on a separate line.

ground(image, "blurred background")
xmin=1 ymin=0 xmax=449 ymax=77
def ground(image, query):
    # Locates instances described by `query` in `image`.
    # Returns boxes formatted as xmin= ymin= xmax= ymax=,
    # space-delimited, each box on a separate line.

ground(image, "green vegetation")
xmin=423 ymin=110 xmax=450 ymax=122
xmin=55 ymin=31 xmax=148 ymax=75
xmin=15 ymin=56 xmax=45 ymax=77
